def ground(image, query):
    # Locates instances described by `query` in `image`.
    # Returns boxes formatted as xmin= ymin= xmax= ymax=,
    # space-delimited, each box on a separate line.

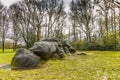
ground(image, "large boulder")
xmin=11 ymin=48 xmax=40 ymax=69
xmin=29 ymin=41 xmax=65 ymax=60
xmin=42 ymin=38 xmax=65 ymax=53
xmin=29 ymin=38 xmax=76 ymax=60
xmin=42 ymin=38 xmax=76 ymax=54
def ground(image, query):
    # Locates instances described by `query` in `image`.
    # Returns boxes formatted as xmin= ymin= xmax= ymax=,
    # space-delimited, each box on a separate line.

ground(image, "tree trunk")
xmin=119 ymin=8 xmax=120 ymax=37
xmin=111 ymin=9 xmax=114 ymax=32
xmin=86 ymin=24 xmax=91 ymax=43
xmin=79 ymin=30 xmax=82 ymax=41
xmin=13 ymin=39 xmax=17 ymax=51
xmin=73 ymin=19 xmax=76 ymax=41
xmin=2 ymin=29 xmax=5 ymax=52
xmin=113 ymin=2 xmax=116 ymax=49
xmin=88 ymin=31 xmax=91 ymax=43
xmin=37 ymin=24 xmax=41 ymax=41
xmin=105 ymin=12 xmax=108 ymax=39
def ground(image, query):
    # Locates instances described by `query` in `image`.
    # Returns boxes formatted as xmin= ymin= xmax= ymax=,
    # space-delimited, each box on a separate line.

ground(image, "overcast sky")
xmin=1 ymin=0 xmax=20 ymax=6
xmin=1 ymin=0 xmax=71 ymax=9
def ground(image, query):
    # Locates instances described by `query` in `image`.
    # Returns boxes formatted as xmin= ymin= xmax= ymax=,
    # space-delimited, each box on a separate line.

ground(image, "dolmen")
xmin=11 ymin=38 xmax=76 ymax=69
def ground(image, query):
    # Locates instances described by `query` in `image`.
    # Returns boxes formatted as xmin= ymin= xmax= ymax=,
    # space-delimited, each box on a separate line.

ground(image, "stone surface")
xmin=30 ymin=38 xmax=76 ymax=60
xmin=29 ymin=41 xmax=65 ymax=60
xmin=11 ymin=48 xmax=40 ymax=69
xmin=69 ymin=47 xmax=76 ymax=53
xmin=42 ymin=38 xmax=76 ymax=54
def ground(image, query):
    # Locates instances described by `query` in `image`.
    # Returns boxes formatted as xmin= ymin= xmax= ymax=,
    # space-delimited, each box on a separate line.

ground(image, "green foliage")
xmin=0 ymin=41 xmax=13 ymax=49
xmin=1 ymin=51 xmax=120 ymax=79
xmin=70 ymin=32 xmax=120 ymax=51
xmin=70 ymin=40 xmax=84 ymax=50
xmin=102 ymin=32 xmax=120 ymax=50
xmin=0 ymin=41 xmax=25 ymax=49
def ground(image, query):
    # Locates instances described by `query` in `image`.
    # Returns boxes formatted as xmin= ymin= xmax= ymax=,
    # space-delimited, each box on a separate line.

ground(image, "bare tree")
xmin=43 ymin=0 xmax=66 ymax=38
xmin=70 ymin=0 xmax=94 ymax=43
xmin=9 ymin=3 xmax=22 ymax=51
xmin=9 ymin=0 xmax=47 ymax=48
xmin=53 ymin=0 xmax=67 ymax=38
xmin=0 ymin=5 xmax=9 ymax=52
xmin=69 ymin=0 xmax=78 ymax=41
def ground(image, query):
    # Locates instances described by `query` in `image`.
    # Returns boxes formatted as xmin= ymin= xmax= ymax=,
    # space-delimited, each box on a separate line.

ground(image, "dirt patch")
xmin=76 ymin=52 xmax=87 ymax=55
xmin=0 ymin=64 xmax=11 ymax=70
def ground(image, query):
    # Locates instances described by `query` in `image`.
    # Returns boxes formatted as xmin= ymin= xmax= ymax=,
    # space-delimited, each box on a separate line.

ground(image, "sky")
xmin=1 ymin=0 xmax=20 ymax=7
xmin=1 ymin=0 xmax=71 ymax=9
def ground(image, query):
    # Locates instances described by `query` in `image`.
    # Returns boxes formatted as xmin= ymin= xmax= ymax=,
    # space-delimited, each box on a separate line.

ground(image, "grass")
xmin=0 ymin=50 xmax=120 ymax=80
xmin=0 ymin=49 xmax=15 ymax=64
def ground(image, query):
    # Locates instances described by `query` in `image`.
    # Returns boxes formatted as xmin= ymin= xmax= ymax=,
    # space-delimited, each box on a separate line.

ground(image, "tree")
xmin=9 ymin=3 xmax=22 ymax=51
xmin=0 ymin=3 xmax=9 ymax=52
xmin=8 ymin=0 xmax=67 ymax=49
xmin=53 ymin=0 xmax=67 ymax=38
xmin=70 ymin=0 xmax=94 ymax=43
xmin=9 ymin=0 xmax=46 ymax=48
xmin=69 ymin=0 xmax=79 ymax=41
xmin=43 ymin=0 xmax=67 ymax=38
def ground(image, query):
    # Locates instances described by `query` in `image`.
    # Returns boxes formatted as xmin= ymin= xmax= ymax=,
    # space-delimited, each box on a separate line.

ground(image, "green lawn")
xmin=0 ymin=49 xmax=15 ymax=64
xmin=0 ymin=50 xmax=120 ymax=80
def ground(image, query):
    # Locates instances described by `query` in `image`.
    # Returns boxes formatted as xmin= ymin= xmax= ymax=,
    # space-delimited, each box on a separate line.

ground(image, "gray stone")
xmin=11 ymin=48 xmax=40 ymax=69
xmin=29 ymin=38 xmax=76 ymax=60
xmin=63 ymin=46 xmax=70 ymax=53
xmin=58 ymin=39 xmax=76 ymax=54
xmin=52 ymin=54 xmax=60 ymax=60
xmin=42 ymin=38 xmax=76 ymax=54
xmin=69 ymin=47 xmax=76 ymax=53
xmin=29 ymin=41 xmax=65 ymax=60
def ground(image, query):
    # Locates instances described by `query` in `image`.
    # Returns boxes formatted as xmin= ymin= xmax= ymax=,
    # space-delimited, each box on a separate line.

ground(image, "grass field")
xmin=0 ymin=50 xmax=120 ymax=80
